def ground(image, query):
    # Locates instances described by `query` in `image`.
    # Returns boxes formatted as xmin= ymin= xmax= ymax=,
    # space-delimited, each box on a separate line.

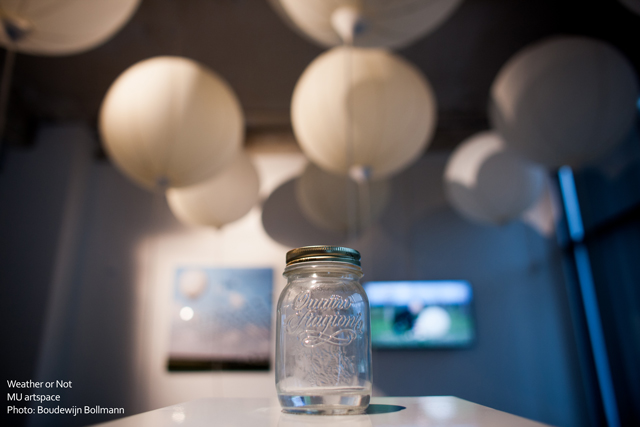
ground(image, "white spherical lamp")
xmin=490 ymin=36 xmax=638 ymax=168
xmin=0 ymin=0 xmax=140 ymax=55
xmin=292 ymin=46 xmax=437 ymax=180
xmin=444 ymin=131 xmax=546 ymax=225
xmin=166 ymin=151 xmax=259 ymax=229
xmin=99 ymin=56 xmax=243 ymax=190
xmin=295 ymin=162 xmax=391 ymax=233
xmin=273 ymin=0 xmax=463 ymax=49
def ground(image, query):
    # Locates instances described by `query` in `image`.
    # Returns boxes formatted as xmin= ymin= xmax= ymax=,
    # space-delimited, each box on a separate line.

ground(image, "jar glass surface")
xmin=276 ymin=260 xmax=372 ymax=415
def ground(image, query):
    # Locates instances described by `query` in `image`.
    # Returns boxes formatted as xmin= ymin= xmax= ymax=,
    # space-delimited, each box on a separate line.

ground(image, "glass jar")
xmin=276 ymin=246 xmax=372 ymax=415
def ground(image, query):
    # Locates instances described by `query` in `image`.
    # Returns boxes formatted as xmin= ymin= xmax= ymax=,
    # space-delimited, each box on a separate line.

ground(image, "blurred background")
xmin=0 ymin=0 xmax=639 ymax=426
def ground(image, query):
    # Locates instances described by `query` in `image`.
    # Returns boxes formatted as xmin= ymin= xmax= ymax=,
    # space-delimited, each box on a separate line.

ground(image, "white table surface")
xmin=94 ymin=396 xmax=552 ymax=427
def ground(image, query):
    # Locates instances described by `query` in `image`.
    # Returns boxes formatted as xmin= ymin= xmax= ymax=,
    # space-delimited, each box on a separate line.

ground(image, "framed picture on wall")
xmin=167 ymin=267 xmax=273 ymax=371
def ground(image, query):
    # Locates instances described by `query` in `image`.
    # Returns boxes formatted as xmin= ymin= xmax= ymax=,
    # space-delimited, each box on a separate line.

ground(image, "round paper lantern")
xmin=292 ymin=46 xmax=437 ymax=180
xmin=490 ymin=36 xmax=638 ymax=168
xmin=0 ymin=0 xmax=140 ymax=55
xmin=272 ymin=0 xmax=463 ymax=49
xmin=296 ymin=162 xmax=391 ymax=233
xmin=99 ymin=56 xmax=243 ymax=190
xmin=166 ymin=151 xmax=259 ymax=229
xmin=444 ymin=131 xmax=546 ymax=225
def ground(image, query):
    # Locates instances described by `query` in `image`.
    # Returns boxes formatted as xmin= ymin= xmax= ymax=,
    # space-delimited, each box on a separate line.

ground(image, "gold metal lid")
xmin=286 ymin=245 xmax=361 ymax=267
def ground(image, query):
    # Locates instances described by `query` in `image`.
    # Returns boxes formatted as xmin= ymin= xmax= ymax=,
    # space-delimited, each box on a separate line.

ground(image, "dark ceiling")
xmin=4 ymin=0 xmax=640 ymax=152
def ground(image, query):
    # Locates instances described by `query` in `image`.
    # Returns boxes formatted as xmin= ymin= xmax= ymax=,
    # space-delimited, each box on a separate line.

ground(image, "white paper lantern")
xmin=99 ymin=56 xmax=243 ymax=190
xmin=292 ymin=46 xmax=437 ymax=180
xmin=490 ymin=36 xmax=638 ymax=168
xmin=296 ymin=162 xmax=391 ymax=233
xmin=166 ymin=151 xmax=259 ymax=229
xmin=0 ymin=0 xmax=140 ymax=55
xmin=444 ymin=131 xmax=546 ymax=225
xmin=272 ymin=0 xmax=463 ymax=49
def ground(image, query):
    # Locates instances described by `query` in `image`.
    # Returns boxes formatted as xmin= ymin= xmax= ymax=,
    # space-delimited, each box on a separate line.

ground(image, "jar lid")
xmin=286 ymin=245 xmax=361 ymax=267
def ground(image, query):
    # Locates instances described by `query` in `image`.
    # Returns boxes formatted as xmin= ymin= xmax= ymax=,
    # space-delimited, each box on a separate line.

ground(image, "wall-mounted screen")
xmin=364 ymin=280 xmax=474 ymax=349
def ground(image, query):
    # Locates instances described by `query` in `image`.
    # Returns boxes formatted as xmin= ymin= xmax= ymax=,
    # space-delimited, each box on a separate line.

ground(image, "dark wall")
xmin=0 ymin=125 xmax=89 ymax=427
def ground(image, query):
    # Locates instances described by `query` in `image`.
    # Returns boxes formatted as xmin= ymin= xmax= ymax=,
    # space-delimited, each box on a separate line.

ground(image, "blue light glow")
xmin=365 ymin=281 xmax=472 ymax=305
xmin=558 ymin=166 xmax=620 ymax=427
xmin=558 ymin=166 xmax=585 ymax=242
xmin=573 ymin=245 xmax=620 ymax=427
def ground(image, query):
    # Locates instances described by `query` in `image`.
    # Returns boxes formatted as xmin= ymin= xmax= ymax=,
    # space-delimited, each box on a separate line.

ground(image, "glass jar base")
xmin=279 ymin=392 xmax=370 ymax=415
